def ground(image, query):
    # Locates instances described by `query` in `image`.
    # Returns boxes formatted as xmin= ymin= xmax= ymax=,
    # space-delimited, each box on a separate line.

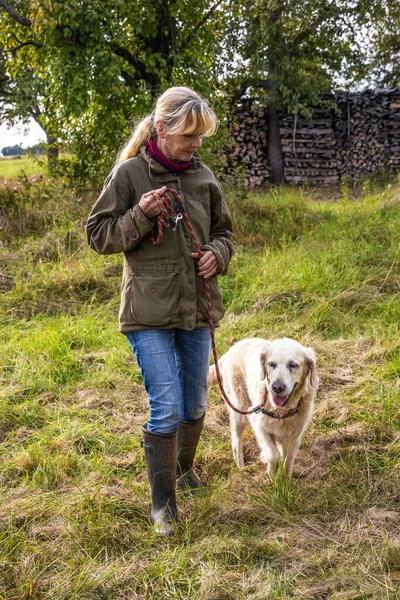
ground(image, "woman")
xmin=86 ymin=86 xmax=234 ymax=536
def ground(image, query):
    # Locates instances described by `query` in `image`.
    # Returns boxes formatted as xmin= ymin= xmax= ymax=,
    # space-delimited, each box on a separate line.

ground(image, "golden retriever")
xmin=208 ymin=337 xmax=319 ymax=477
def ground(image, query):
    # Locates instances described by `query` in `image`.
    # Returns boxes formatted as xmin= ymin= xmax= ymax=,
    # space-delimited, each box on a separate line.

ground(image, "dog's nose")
xmin=271 ymin=380 xmax=286 ymax=394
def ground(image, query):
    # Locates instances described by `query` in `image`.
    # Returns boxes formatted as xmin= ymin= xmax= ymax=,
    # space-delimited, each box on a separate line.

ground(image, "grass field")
xmin=0 ymin=155 xmax=47 ymax=180
xmin=0 ymin=176 xmax=399 ymax=599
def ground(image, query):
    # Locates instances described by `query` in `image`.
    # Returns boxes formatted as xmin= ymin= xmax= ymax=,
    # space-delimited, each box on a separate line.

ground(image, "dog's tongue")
xmin=273 ymin=395 xmax=288 ymax=407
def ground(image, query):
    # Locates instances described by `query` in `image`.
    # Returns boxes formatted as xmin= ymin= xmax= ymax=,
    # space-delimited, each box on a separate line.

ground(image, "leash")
xmin=150 ymin=188 xmax=299 ymax=419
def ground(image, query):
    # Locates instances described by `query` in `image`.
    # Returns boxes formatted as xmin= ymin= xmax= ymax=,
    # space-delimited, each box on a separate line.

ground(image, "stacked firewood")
xmin=225 ymin=100 xmax=270 ymax=188
xmin=281 ymin=108 xmax=340 ymax=184
xmin=334 ymin=91 xmax=389 ymax=178
xmin=387 ymin=91 xmax=400 ymax=170
xmin=225 ymin=90 xmax=400 ymax=186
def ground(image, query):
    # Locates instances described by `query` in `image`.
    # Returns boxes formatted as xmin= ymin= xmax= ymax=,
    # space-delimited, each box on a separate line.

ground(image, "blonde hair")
xmin=116 ymin=86 xmax=218 ymax=163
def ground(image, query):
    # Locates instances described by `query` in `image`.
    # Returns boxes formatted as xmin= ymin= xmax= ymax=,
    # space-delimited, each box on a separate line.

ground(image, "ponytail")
xmin=115 ymin=114 xmax=156 ymax=164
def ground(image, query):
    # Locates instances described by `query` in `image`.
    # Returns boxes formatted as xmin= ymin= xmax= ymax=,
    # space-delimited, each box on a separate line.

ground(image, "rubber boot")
xmin=142 ymin=425 xmax=178 ymax=536
xmin=177 ymin=413 xmax=205 ymax=496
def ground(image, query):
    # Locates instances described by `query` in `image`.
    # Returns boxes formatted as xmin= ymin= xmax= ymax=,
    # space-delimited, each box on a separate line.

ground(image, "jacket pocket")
xmin=131 ymin=271 xmax=179 ymax=326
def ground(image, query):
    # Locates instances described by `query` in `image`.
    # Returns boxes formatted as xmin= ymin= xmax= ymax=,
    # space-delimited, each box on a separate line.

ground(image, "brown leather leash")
xmin=150 ymin=188 xmax=301 ymax=419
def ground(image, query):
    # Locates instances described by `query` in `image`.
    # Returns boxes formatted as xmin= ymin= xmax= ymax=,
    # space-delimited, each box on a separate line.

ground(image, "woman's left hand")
xmin=191 ymin=250 xmax=218 ymax=278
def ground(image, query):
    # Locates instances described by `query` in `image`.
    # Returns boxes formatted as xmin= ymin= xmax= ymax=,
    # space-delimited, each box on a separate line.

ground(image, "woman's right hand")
xmin=138 ymin=186 xmax=167 ymax=218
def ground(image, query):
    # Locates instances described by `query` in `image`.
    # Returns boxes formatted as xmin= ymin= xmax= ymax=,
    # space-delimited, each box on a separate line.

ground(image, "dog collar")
xmin=259 ymin=396 xmax=303 ymax=419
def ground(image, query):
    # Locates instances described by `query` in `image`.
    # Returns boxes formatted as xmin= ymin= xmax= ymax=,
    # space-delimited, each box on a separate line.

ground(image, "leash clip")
xmin=172 ymin=213 xmax=182 ymax=231
xmin=252 ymin=405 xmax=261 ymax=414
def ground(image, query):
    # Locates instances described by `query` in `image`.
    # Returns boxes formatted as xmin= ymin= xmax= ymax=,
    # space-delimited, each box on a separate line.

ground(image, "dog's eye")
xmin=268 ymin=362 xmax=277 ymax=369
xmin=288 ymin=361 xmax=299 ymax=369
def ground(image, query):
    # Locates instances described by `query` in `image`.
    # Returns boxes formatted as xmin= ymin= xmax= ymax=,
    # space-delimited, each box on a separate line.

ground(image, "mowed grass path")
xmin=0 ymin=178 xmax=399 ymax=599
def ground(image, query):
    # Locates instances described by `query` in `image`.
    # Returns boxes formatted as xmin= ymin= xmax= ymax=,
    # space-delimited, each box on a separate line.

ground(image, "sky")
xmin=0 ymin=118 xmax=46 ymax=149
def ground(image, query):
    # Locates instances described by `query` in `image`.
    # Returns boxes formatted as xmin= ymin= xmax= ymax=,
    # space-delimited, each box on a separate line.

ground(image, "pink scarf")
xmin=147 ymin=139 xmax=192 ymax=172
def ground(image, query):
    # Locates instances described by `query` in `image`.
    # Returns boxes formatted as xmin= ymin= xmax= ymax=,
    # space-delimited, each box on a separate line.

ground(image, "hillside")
xmin=0 ymin=177 xmax=399 ymax=599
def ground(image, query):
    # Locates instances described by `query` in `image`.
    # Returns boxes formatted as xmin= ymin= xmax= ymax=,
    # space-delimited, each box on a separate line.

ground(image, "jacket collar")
xmin=139 ymin=146 xmax=204 ymax=176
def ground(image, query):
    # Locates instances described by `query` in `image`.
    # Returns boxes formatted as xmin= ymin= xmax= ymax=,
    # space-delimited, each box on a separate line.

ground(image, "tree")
xmin=0 ymin=0 xmax=233 ymax=182
xmin=1 ymin=143 xmax=23 ymax=155
xmin=0 ymin=11 xmax=59 ymax=167
xmin=367 ymin=1 xmax=400 ymax=87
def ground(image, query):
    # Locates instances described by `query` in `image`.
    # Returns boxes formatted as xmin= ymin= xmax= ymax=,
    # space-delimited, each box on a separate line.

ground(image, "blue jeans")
xmin=125 ymin=328 xmax=212 ymax=434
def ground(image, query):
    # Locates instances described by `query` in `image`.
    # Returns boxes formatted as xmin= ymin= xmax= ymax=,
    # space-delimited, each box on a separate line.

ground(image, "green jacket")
xmin=86 ymin=147 xmax=234 ymax=332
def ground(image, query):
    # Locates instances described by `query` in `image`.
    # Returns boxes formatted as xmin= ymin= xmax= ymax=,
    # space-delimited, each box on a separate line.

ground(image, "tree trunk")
xmin=32 ymin=114 xmax=59 ymax=173
xmin=267 ymin=107 xmax=284 ymax=185
xmin=47 ymin=134 xmax=59 ymax=172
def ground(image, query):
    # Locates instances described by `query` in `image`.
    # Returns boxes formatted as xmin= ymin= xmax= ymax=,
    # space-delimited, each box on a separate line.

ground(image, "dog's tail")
xmin=208 ymin=363 xmax=218 ymax=387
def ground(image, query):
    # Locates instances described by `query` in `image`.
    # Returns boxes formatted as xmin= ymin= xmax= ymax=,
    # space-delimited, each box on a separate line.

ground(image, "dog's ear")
xmin=260 ymin=344 xmax=270 ymax=380
xmin=304 ymin=347 xmax=319 ymax=389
